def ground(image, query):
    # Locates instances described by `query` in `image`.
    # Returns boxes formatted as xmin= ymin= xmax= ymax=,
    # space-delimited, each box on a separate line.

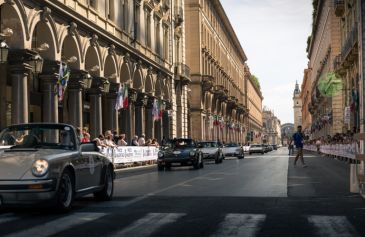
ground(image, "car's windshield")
xmin=166 ymin=139 xmax=195 ymax=149
xmin=0 ymin=124 xmax=76 ymax=150
xmin=225 ymin=143 xmax=238 ymax=147
xmin=199 ymin=142 xmax=218 ymax=148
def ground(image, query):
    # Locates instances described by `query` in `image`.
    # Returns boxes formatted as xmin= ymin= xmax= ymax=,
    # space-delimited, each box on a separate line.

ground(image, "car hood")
xmin=161 ymin=147 xmax=194 ymax=157
xmin=0 ymin=148 xmax=75 ymax=180
xmin=200 ymin=148 xmax=218 ymax=154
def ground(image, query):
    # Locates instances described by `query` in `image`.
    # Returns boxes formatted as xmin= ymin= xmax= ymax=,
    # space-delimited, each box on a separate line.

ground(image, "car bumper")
xmin=158 ymin=157 xmax=197 ymax=166
xmin=224 ymin=152 xmax=242 ymax=157
xmin=0 ymin=179 xmax=57 ymax=205
xmin=249 ymin=150 xmax=264 ymax=153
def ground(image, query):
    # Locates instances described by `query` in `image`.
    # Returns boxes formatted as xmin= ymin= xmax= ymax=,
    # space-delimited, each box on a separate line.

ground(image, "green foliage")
xmin=251 ymin=75 xmax=261 ymax=91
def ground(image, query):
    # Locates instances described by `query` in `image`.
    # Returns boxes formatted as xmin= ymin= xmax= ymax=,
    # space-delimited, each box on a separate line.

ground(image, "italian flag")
xmin=123 ymin=84 xmax=128 ymax=108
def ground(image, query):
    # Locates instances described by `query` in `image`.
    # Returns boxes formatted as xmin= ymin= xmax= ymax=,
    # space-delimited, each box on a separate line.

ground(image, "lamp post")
xmin=29 ymin=54 xmax=44 ymax=74
xmin=83 ymin=73 xmax=93 ymax=89
xmin=0 ymin=40 xmax=8 ymax=64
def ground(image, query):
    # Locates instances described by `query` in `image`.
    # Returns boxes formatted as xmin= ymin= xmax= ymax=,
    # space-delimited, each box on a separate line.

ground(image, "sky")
xmin=221 ymin=0 xmax=312 ymax=124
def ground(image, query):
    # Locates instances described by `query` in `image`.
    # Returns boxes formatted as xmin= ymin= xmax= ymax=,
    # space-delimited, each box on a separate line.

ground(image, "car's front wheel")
xmin=94 ymin=166 xmax=114 ymax=201
xmin=56 ymin=169 xmax=74 ymax=211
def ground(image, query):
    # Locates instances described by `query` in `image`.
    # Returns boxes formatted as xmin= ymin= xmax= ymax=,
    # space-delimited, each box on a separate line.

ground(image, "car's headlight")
xmin=158 ymin=151 xmax=164 ymax=158
xmin=31 ymin=159 xmax=49 ymax=177
xmin=189 ymin=151 xmax=196 ymax=156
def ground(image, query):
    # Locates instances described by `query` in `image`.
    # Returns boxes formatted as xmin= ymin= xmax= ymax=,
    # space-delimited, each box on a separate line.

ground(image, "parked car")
xmin=157 ymin=138 xmax=203 ymax=170
xmin=197 ymin=141 xmax=224 ymax=164
xmin=0 ymin=123 xmax=114 ymax=210
xmin=222 ymin=143 xmax=244 ymax=159
xmin=249 ymin=144 xmax=265 ymax=155
xmin=267 ymin=145 xmax=274 ymax=152
xmin=272 ymin=144 xmax=278 ymax=150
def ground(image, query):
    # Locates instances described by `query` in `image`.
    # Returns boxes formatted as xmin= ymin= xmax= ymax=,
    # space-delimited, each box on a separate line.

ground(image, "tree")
xmin=251 ymin=75 xmax=261 ymax=90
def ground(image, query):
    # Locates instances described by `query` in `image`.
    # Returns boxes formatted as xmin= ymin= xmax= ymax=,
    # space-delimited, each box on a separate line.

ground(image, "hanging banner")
xmin=99 ymin=146 xmax=159 ymax=164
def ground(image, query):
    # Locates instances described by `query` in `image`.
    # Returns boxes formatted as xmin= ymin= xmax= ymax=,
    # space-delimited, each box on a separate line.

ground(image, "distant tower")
xmin=293 ymin=81 xmax=302 ymax=129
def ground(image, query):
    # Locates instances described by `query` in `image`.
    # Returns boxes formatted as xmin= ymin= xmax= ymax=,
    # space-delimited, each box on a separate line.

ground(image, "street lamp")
xmin=83 ymin=73 xmax=93 ymax=89
xmin=29 ymin=54 xmax=44 ymax=74
xmin=0 ymin=40 xmax=8 ymax=63
xmin=102 ymin=78 xmax=110 ymax=93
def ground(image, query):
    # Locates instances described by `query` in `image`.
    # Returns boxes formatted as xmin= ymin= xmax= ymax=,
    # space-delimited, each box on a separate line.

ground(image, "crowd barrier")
xmin=304 ymin=143 xmax=358 ymax=160
xmin=99 ymin=146 xmax=159 ymax=164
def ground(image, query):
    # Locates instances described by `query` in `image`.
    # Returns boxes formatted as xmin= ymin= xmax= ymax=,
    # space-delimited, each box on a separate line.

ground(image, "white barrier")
xmin=304 ymin=143 xmax=358 ymax=160
xmin=99 ymin=146 xmax=159 ymax=164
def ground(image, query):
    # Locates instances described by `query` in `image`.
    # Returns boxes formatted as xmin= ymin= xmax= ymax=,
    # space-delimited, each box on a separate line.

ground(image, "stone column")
xmin=10 ymin=63 xmax=32 ymax=124
xmin=67 ymin=73 xmax=85 ymax=129
xmin=120 ymin=89 xmax=137 ymax=143
xmin=40 ymin=73 xmax=59 ymax=123
xmin=0 ymin=64 xmax=7 ymax=130
xmin=135 ymin=93 xmax=148 ymax=137
xmin=89 ymin=88 xmax=103 ymax=139
xmin=103 ymin=82 xmax=119 ymax=133
xmin=145 ymin=96 xmax=155 ymax=140
xmin=176 ymin=82 xmax=183 ymax=138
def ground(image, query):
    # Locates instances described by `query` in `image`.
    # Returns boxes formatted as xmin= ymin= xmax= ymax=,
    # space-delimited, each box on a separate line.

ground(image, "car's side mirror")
xmin=80 ymin=142 xmax=98 ymax=152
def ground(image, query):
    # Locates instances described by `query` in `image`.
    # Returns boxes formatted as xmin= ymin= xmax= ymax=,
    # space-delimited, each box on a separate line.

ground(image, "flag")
xmin=159 ymin=100 xmax=163 ymax=120
xmin=115 ymin=84 xmax=125 ymax=110
xmin=123 ymin=84 xmax=129 ymax=108
xmin=153 ymin=99 xmax=159 ymax=121
xmin=57 ymin=62 xmax=70 ymax=102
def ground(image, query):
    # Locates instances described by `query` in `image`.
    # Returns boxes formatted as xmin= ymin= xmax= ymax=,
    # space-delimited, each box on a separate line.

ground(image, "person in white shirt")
xmin=138 ymin=134 xmax=146 ymax=146
xmin=104 ymin=130 xmax=117 ymax=148
xmin=118 ymin=134 xmax=128 ymax=146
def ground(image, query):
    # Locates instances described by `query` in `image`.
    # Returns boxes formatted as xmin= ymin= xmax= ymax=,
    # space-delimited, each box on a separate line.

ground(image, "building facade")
xmin=281 ymin=123 xmax=294 ymax=145
xmin=245 ymin=65 xmax=263 ymax=144
xmin=307 ymin=0 xmax=343 ymax=139
xmin=0 ymin=0 xmax=190 ymax=143
xmin=293 ymin=81 xmax=302 ymax=129
xmin=300 ymin=69 xmax=312 ymax=136
xmin=262 ymin=107 xmax=281 ymax=145
xmin=185 ymin=0 xmax=249 ymax=143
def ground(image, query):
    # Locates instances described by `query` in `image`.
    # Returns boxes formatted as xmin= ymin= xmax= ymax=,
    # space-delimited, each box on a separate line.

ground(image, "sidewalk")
xmin=288 ymin=151 xmax=354 ymax=197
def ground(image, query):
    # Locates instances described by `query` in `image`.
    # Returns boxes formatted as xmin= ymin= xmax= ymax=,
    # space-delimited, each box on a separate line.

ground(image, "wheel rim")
xmin=59 ymin=174 xmax=72 ymax=207
xmin=106 ymin=169 xmax=113 ymax=196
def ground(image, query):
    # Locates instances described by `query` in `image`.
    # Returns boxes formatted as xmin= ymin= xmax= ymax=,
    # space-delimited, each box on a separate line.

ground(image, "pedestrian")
xmin=117 ymin=134 xmax=128 ymax=146
xmin=161 ymin=136 xmax=167 ymax=146
xmin=138 ymin=134 xmax=146 ymax=146
xmin=151 ymin=138 xmax=159 ymax=147
xmin=291 ymin=125 xmax=307 ymax=168
xmin=145 ymin=138 xmax=152 ymax=146
xmin=315 ymin=138 xmax=321 ymax=154
xmin=131 ymin=135 xmax=139 ymax=146
xmin=104 ymin=130 xmax=117 ymax=148
xmin=112 ymin=131 xmax=119 ymax=144
xmin=94 ymin=134 xmax=107 ymax=148
xmin=81 ymin=132 xmax=90 ymax=143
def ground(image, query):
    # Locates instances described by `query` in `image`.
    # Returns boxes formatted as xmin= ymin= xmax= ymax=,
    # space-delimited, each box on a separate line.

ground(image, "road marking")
xmin=307 ymin=215 xmax=360 ymax=237
xmin=212 ymin=214 xmax=266 ymax=237
xmin=109 ymin=213 xmax=185 ymax=237
xmin=0 ymin=214 xmax=20 ymax=225
xmin=4 ymin=212 xmax=107 ymax=237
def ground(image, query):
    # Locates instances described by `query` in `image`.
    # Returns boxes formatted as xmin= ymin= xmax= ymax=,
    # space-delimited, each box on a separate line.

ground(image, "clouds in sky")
xmin=221 ymin=0 xmax=312 ymax=123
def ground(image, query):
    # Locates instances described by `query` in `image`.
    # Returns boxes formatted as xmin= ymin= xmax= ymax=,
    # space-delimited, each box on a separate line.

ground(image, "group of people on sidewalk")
xmin=76 ymin=127 xmax=160 ymax=148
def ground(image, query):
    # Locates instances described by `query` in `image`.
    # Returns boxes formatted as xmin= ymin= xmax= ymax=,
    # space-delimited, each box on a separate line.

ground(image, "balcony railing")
xmin=174 ymin=63 xmax=191 ymax=85
xmin=334 ymin=0 xmax=345 ymax=17
xmin=341 ymin=23 xmax=358 ymax=60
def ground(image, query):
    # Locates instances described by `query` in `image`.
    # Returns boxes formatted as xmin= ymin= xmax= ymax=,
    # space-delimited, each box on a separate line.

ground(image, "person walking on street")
xmin=291 ymin=125 xmax=307 ymax=168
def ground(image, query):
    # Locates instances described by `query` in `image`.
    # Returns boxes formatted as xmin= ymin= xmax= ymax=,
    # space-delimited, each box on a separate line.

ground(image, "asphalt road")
xmin=1 ymin=148 xmax=365 ymax=237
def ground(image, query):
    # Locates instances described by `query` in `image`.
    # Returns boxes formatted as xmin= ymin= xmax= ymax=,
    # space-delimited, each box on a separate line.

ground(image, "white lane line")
xmin=0 ymin=214 xmax=20 ymax=224
xmin=212 ymin=214 xmax=266 ymax=237
xmin=4 ymin=212 xmax=107 ymax=237
xmin=307 ymin=215 xmax=360 ymax=237
xmin=109 ymin=213 xmax=185 ymax=237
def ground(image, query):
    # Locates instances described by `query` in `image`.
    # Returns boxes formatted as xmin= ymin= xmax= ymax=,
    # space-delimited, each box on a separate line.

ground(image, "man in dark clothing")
xmin=291 ymin=125 xmax=307 ymax=167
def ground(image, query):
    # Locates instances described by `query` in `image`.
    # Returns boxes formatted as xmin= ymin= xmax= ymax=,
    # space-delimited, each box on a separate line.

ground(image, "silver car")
xmin=0 ymin=123 xmax=114 ymax=210
xmin=197 ymin=141 xmax=224 ymax=164
xmin=222 ymin=143 xmax=244 ymax=159
xmin=249 ymin=144 xmax=265 ymax=155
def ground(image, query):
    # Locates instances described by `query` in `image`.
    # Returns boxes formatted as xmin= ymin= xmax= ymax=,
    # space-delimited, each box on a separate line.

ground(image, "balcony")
xmin=174 ymin=63 xmax=191 ymax=85
xmin=213 ymin=85 xmax=225 ymax=96
xmin=174 ymin=6 xmax=184 ymax=27
xmin=202 ymin=75 xmax=214 ymax=91
xmin=334 ymin=0 xmax=345 ymax=17
xmin=341 ymin=23 xmax=358 ymax=62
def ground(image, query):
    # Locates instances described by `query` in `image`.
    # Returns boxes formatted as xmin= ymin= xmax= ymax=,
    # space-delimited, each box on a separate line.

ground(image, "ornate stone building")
xmin=307 ymin=0 xmax=342 ymax=139
xmin=293 ymin=81 xmax=302 ymax=129
xmin=262 ymin=107 xmax=281 ymax=145
xmin=185 ymin=0 xmax=248 ymax=143
xmin=300 ymin=68 xmax=312 ymax=136
xmin=0 ymin=0 xmax=190 ymax=142
xmin=245 ymin=65 xmax=263 ymax=144
xmin=281 ymin=123 xmax=294 ymax=145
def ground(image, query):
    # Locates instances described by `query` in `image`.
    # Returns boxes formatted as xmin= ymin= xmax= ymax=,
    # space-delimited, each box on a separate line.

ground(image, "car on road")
xmin=197 ymin=141 xmax=224 ymax=164
xmin=249 ymin=144 xmax=265 ymax=155
xmin=222 ymin=143 xmax=244 ymax=159
xmin=0 ymin=123 xmax=114 ymax=210
xmin=272 ymin=144 xmax=278 ymax=150
xmin=157 ymin=138 xmax=203 ymax=170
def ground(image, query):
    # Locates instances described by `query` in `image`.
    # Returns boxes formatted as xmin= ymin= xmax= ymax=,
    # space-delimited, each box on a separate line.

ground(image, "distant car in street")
xmin=222 ymin=143 xmax=244 ymax=159
xmin=0 ymin=123 xmax=114 ymax=210
xmin=272 ymin=144 xmax=278 ymax=150
xmin=197 ymin=141 xmax=224 ymax=164
xmin=249 ymin=144 xmax=265 ymax=155
xmin=157 ymin=138 xmax=204 ymax=170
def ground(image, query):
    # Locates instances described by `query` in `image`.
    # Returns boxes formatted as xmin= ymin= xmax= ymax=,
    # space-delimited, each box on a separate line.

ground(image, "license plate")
xmin=173 ymin=151 xmax=181 ymax=155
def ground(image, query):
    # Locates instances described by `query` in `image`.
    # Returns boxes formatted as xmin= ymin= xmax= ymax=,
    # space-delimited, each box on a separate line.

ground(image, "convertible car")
xmin=0 ymin=123 xmax=114 ymax=210
xmin=157 ymin=138 xmax=204 ymax=170
xmin=222 ymin=143 xmax=244 ymax=159
xmin=197 ymin=141 xmax=224 ymax=164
